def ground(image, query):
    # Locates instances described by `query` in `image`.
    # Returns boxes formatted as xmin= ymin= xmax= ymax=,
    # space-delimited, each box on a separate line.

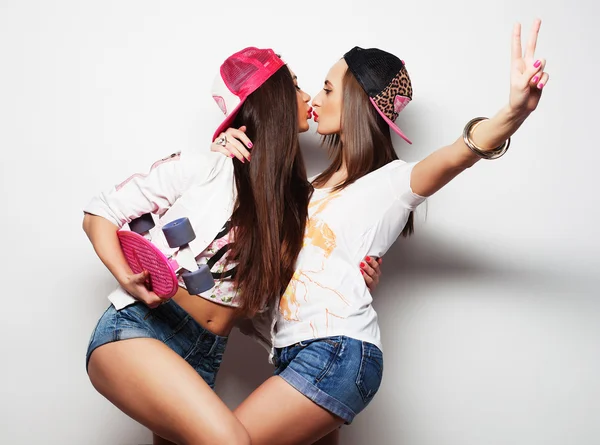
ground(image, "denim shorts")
xmin=274 ymin=336 xmax=383 ymax=424
xmin=86 ymin=299 xmax=228 ymax=389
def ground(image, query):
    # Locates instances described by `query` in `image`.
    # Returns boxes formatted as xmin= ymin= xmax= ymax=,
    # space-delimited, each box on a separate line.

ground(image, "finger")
xmin=525 ymin=18 xmax=542 ymax=60
xmin=147 ymin=299 xmax=162 ymax=309
xmin=535 ymin=71 xmax=549 ymax=90
xmin=212 ymin=132 xmax=235 ymax=155
xmin=226 ymin=127 xmax=253 ymax=150
xmin=224 ymin=141 xmax=248 ymax=163
xmin=511 ymin=22 xmax=522 ymax=61
xmin=360 ymin=260 xmax=376 ymax=279
xmin=211 ymin=144 xmax=235 ymax=158
xmin=227 ymin=136 xmax=251 ymax=161
xmin=214 ymin=132 xmax=245 ymax=161
xmin=131 ymin=270 xmax=149 ymax=284
xmin=365 ymin=256 xmax=381 ymax=277
xmin=361 ymin=269 xmax=374 ymax=287
xmin=217 ymin=131 xmax=247 ymax=162
xmin=528 ymin=58 xmax=546 ymax=83
xmin=140 ymin=291 xmax=163 ymax=308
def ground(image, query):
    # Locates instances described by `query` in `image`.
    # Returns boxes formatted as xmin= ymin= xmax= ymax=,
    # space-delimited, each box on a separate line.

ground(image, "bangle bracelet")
xmin=463 ymin=117 xmax=511 ymax=160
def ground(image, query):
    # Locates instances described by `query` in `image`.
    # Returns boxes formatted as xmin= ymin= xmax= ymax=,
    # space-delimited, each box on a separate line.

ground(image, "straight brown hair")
xmin=230 ymin=66 xmax=311 ymax=316
xmin=312 ymin=68 xmax=414 ymax=237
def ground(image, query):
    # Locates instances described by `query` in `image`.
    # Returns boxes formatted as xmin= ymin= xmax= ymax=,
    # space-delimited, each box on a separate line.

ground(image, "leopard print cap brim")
xmin=370 ymin=67 xmax=413 ymax=144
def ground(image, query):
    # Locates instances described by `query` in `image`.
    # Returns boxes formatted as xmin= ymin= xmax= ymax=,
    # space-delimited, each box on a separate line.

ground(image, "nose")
xmin=303 ymin=90 xmax=311 ymax=103
xmin=312 ymin=91 xmax=322 ymax=108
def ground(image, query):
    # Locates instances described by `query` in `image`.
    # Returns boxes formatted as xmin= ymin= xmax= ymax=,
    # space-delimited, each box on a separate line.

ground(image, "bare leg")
xmin=234 ymin=376 xmax=344 ymax=445
xmin=153 ymin=434 xmax=177 ymax=445
xmin=88 ymin=338 xmax=250 ymax=445
xmin=312 ymin=429 xmax=340 ymax=445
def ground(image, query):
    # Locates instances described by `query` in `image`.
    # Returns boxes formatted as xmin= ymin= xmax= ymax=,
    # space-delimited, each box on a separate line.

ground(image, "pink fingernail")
xmin=248 ymin=142 xmax=253 ymax=149
xmin=532 ymin=76 xmax=539 ymax=84
xmin=534 ymin=60 xmax=541 ymax=68
xmin=538 ymin=83 xmax=544 ymax=89
xmin=229 ymin=154 xmax=234 ymax=158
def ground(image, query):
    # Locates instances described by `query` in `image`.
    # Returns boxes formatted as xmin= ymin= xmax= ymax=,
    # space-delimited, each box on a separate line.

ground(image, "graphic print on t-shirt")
xmin=279 ymin=190 xmax=350 ymax=335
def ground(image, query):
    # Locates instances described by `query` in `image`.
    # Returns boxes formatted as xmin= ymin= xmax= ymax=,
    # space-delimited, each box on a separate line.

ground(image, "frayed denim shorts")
xmin=86 ymin=299 xmax=228 ymax=388
xmin=274 ymin=335 xmax=383 ymax=424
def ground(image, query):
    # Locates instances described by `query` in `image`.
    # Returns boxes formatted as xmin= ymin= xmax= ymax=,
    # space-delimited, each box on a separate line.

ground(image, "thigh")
xmin=87 ymin=301 xmax=228 ymax=389
xmin=153 ymin=434 xmax=177 ymax=445
xmin=234 ymin=376 xmax=343 ymax=445
xmin=312 ymin=429 xmax=339 ymax=445
xmin=88 ymin=338 xmax=249 ymax=445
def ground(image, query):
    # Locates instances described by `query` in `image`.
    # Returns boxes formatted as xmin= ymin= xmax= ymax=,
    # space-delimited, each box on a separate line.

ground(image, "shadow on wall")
xmin=213 ymin=226 xmax=514 ymax=410
xmin=216 ymin=129 xmax=539 ymax=413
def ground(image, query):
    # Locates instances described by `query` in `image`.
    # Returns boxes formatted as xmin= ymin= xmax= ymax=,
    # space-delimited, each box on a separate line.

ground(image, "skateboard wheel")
xmin=182 ymin=265 xmax=215 ymax=295
xmin=128 ymin=213 xmax=155 ymax=234
xmin=163 ymin=217 xmax=196 ymax=248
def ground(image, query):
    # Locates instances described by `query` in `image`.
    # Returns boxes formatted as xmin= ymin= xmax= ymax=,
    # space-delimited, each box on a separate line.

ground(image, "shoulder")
xmin=179 ymin=148 xmax=233 ymax=185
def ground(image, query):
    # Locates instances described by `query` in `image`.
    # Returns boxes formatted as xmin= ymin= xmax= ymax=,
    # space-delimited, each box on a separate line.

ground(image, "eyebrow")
xmin=324 ymin=80 xmax=333 ymax=87
xmin=293 ymin=75 xmax=298 ymax=81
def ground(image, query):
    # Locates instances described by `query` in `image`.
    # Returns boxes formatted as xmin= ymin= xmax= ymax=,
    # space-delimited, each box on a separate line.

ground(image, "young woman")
xmin=83 ymin=47 xmax=380 ymax=445
xmin=216 ymin=19 xmax=549 ymax=445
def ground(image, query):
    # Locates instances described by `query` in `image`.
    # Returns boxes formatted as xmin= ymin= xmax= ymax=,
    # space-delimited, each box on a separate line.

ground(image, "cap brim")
xmin=212 ymin=100 xmax=245 ymax=142
xmin=369 ymin=98 xmax=412 ymax=144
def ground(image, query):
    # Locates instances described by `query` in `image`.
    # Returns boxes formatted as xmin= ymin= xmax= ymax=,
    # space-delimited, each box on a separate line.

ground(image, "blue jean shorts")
xmin=86 ymin=299 xmax=228 ymax=388
xmin=274 ymin=336 xmax=384 ymax=424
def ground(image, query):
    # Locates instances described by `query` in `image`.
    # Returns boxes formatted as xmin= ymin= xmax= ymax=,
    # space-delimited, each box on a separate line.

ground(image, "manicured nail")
xmin=365 ymin=256 xmax=371 ymax=262
xmin=229 ymin=154 xmax=234 ymax=158
xmin=534 ymin=60 xmax=541 ymax=68
xmin=241 ymin=158 xmax=245 ymax=164
xmin=247 ymin=142 xmax=253 ymax=149
xmin=538 ymin=83 xmax=544 ymax=89
xmin=247 ymin=154 xmax=251 ymax=161
xmin=532 ymin=76 xmax=539 ymax=84
xmin=360 ymin=262 xmax=366 ymax=268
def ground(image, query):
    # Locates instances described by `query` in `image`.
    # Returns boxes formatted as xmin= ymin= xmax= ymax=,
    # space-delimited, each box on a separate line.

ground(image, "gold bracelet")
xmin=463 ymin=117 xmax=511 ymax=160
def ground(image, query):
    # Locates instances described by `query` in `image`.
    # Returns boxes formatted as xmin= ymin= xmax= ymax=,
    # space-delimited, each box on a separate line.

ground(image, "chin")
xmin=299 ymin=123 xmax=310 ymax=133
xmin=316 ymin=125 xmax=334 ymax=136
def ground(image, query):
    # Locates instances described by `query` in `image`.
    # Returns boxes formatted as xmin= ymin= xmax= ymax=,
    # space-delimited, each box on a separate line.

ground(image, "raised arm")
xmin=410 ymin=19 xmax=548 ymax=197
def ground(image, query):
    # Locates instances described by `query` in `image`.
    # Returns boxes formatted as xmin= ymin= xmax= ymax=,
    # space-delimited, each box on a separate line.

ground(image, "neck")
xmin=320 ymin=162 xmax=347 ymax=189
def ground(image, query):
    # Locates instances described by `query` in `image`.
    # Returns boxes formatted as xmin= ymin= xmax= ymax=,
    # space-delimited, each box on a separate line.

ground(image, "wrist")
xmin=504 ymin=103 xmax=530 ymax=125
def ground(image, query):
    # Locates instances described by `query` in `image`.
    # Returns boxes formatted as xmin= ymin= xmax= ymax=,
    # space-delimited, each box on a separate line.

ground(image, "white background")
xmin=1 ymin=1 xmax=598 ymax=444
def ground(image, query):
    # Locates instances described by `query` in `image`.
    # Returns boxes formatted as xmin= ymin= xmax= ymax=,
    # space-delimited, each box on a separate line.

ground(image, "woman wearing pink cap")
xmin=83 ymin=47 xmax=381 ymax=445
xmin=215 ymin=19 xmax=549 ymax=445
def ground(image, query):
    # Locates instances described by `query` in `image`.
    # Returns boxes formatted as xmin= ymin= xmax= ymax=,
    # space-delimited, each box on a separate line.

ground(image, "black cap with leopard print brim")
xmin=343 ymin=46 xmax=413 ymax=144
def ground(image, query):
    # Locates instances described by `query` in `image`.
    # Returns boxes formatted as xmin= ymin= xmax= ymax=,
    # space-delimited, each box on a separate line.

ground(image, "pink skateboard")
xmin=118 ymin=214 xmax=215 ymax=300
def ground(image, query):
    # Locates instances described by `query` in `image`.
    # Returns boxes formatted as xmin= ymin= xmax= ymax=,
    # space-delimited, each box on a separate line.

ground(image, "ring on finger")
xmin=215 ymin=134 xmax=228 ymax=147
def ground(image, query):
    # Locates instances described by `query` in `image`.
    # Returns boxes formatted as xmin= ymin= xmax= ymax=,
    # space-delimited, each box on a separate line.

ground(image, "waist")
xmin=273 ymin=305 xmax=382 ymax=352
xmin=172 ymin=287 xmax=238 ymax=336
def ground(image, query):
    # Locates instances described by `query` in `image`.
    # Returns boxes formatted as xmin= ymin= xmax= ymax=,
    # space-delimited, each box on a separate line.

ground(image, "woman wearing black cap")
xmin=83 ymin=45 xmax=382 ymax=445
xmin=216 ymin=19 xmax=548 ymax=445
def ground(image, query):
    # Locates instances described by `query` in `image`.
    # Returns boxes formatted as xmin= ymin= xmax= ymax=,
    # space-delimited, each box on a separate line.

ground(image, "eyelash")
xmin=323 ymin=88 xmax=332 ymax=95
xmin=295 ymin=85 xmax=301 ymax=91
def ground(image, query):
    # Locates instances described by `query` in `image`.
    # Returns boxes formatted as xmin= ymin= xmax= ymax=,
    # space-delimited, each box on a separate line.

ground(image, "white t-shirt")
xmin=273 ymin=160 xmax=426 ymax=352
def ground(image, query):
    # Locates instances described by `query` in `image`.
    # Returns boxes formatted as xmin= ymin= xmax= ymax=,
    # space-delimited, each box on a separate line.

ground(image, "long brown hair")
xmin=229 ymin=66 xmax=311 ymax=316
xmin=312 ymin=68 xmax=414 ymax=237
